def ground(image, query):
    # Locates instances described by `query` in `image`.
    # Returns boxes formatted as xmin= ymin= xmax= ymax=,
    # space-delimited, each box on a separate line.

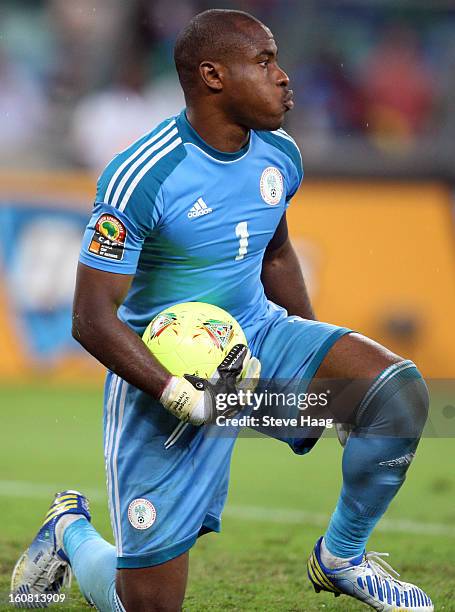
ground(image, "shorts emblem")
xmin=128 ymin=498 xmax=157 ymax=530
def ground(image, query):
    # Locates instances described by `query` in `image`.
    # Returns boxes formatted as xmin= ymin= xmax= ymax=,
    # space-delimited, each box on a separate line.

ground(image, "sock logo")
xmin=127 ymin=498 xmax=156 ymax=530
xmin=379 ymin=452 xmax=415 ymax=468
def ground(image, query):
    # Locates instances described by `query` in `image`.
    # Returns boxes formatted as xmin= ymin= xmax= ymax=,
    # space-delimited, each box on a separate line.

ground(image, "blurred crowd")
xmin=1 ymin=0 xmax=454 ymax=175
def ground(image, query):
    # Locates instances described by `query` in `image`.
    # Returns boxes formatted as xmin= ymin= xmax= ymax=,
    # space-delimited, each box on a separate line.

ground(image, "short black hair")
xmin=174 ymin=9 xmax=263 ymax=94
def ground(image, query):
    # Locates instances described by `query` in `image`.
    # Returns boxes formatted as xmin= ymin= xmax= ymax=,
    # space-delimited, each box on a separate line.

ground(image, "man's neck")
xmin=186 ymin=106 xmax=250 ymax=153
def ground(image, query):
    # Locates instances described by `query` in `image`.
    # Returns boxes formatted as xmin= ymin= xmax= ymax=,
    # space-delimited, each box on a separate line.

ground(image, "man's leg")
xmin=251 ymin=313 xmax=431 ymax=608
xmin=307 ymin=333 xmax=432 ymax=609
xmin=62 ymin=515 xmax=188 ymax=612
xmin=99 ymin=374 xmax=235 ymax=611
xmin=59 ymin=517 xmax=118 ymax=611
xmin=10 ymin=492 xmax=190 ymax=612
xmin=11 ymin=491 xmax=120 ymax=612
xmin=12 ymin=379 xmax=234 ymax=612
xmin=315 ymin=333 xmax=426 ymax=556
xmin=116 ymin=555 xmax=188 ymax=612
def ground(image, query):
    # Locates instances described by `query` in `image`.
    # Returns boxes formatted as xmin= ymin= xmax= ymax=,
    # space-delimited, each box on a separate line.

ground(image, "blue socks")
xmin=63 ymin=519 xmax=122 ymax=612
xmin=324 ymin=361 xmax=429 ymax=559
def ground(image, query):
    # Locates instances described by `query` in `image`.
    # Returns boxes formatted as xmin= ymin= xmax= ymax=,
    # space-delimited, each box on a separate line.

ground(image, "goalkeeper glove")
xmin=159 ymin=344 xmax=261 ymax=425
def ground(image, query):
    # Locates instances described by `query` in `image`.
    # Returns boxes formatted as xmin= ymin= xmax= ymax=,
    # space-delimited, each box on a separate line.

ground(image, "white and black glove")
xmin=160 ymin=344 xmax=261 ymax=425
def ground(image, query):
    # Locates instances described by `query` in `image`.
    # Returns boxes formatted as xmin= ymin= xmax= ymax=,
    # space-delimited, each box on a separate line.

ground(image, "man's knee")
xmin=355 ymin=360 xmax=429 ymax=438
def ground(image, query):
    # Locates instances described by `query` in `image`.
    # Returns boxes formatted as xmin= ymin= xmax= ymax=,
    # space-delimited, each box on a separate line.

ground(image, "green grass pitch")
xmin=1 ymin=384 xmax=454 ymax=611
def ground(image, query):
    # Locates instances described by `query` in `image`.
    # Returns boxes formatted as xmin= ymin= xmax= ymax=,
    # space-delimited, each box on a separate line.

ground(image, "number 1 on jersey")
xmin=235 ymin=221 xmax=249 ymax=261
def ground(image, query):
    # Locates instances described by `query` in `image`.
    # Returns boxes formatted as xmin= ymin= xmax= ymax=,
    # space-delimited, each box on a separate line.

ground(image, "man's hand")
xmin=160 ymin=344 xmax=261 ymax=425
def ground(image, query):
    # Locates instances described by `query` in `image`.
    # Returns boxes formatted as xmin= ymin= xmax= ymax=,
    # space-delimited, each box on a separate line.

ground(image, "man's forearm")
xmin=72 ymin=311 xmax=170 ymax=399
xmin=261 ymin=239 xmax=316 ymax=320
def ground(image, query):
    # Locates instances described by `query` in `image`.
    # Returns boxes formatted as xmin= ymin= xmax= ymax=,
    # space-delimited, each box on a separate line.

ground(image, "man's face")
xmin=221 ymin=23 xmax=293 ymax=131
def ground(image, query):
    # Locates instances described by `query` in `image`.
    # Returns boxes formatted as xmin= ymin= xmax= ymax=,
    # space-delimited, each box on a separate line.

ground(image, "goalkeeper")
xmin=12 ymin=8 xmax=431 ymax=612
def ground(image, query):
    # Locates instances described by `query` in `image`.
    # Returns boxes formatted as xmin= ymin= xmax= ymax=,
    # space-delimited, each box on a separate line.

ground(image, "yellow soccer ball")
xmin=142 ymin=302 xmax=247 ymax=378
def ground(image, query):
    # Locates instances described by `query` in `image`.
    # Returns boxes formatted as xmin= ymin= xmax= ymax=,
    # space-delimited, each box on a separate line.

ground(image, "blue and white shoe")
xmin=308 ymin=537 xmax=433 ymax=611
xmin=11 ymin=490 xmax=90 ymax=608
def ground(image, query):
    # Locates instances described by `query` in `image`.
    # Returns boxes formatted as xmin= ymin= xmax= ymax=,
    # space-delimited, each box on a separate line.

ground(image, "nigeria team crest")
xmin=260 ymin=166 xmax=283 ymax=206
xmin=128 ymin=498 xmax=156 ymax=530
xmin=198 ymin=319 xmax=234 ymax=350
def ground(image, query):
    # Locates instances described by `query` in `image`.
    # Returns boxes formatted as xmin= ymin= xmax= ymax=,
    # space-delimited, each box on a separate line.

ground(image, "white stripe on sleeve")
xmin=118 ymin=137 xmax=182 ymax=213
xmin=104 ymin=120 xmax=176 ymax=204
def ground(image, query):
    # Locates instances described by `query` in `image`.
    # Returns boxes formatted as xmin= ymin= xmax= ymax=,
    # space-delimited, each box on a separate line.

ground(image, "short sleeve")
xmin=79 ymin=118 xmax=185 ymax=273
xmin=79 ymin=202 xmax=145 ymax=274
xmin=79 ymin=175 xmax=165 ymax=274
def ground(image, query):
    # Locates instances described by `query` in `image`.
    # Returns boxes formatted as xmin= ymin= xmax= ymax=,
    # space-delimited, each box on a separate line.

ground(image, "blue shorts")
xmin=104 ymin=306 xmax=351 ymax=569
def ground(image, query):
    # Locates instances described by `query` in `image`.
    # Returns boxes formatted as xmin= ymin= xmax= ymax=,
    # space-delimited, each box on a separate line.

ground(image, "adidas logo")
xmin=379 ymin=452 xmax=416 ymax=468
xmin=188 ymin=197 xmax=213 ymax=219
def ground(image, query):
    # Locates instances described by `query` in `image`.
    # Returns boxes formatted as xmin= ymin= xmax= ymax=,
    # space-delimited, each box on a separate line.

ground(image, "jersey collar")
xmin=176 ymin=110 xmax=251 ymax=162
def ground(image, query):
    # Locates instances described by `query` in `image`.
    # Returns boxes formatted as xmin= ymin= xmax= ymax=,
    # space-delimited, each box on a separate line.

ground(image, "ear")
xmin=199 ymin=61 xmax=224 ymax=91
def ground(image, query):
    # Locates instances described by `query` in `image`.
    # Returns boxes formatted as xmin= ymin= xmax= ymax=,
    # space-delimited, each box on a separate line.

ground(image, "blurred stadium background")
xmin=1 ymin=0 xmax=455 ymax=380
xmin=1 ymin=1 xmax=455 ymax=610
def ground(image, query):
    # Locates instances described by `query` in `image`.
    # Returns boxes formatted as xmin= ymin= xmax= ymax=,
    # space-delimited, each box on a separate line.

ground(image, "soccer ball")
xmin=142 ymin=302 xmax=247 ymax=378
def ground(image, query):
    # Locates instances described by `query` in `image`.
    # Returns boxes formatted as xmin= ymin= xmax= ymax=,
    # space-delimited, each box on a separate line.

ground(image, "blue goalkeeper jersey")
xmin=79 ymin=110 xmax=303 ymax=340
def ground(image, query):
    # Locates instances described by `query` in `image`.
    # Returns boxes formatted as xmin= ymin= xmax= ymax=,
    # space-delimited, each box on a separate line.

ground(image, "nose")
xmin=277 ymin=66 xmax=290 ymax=87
